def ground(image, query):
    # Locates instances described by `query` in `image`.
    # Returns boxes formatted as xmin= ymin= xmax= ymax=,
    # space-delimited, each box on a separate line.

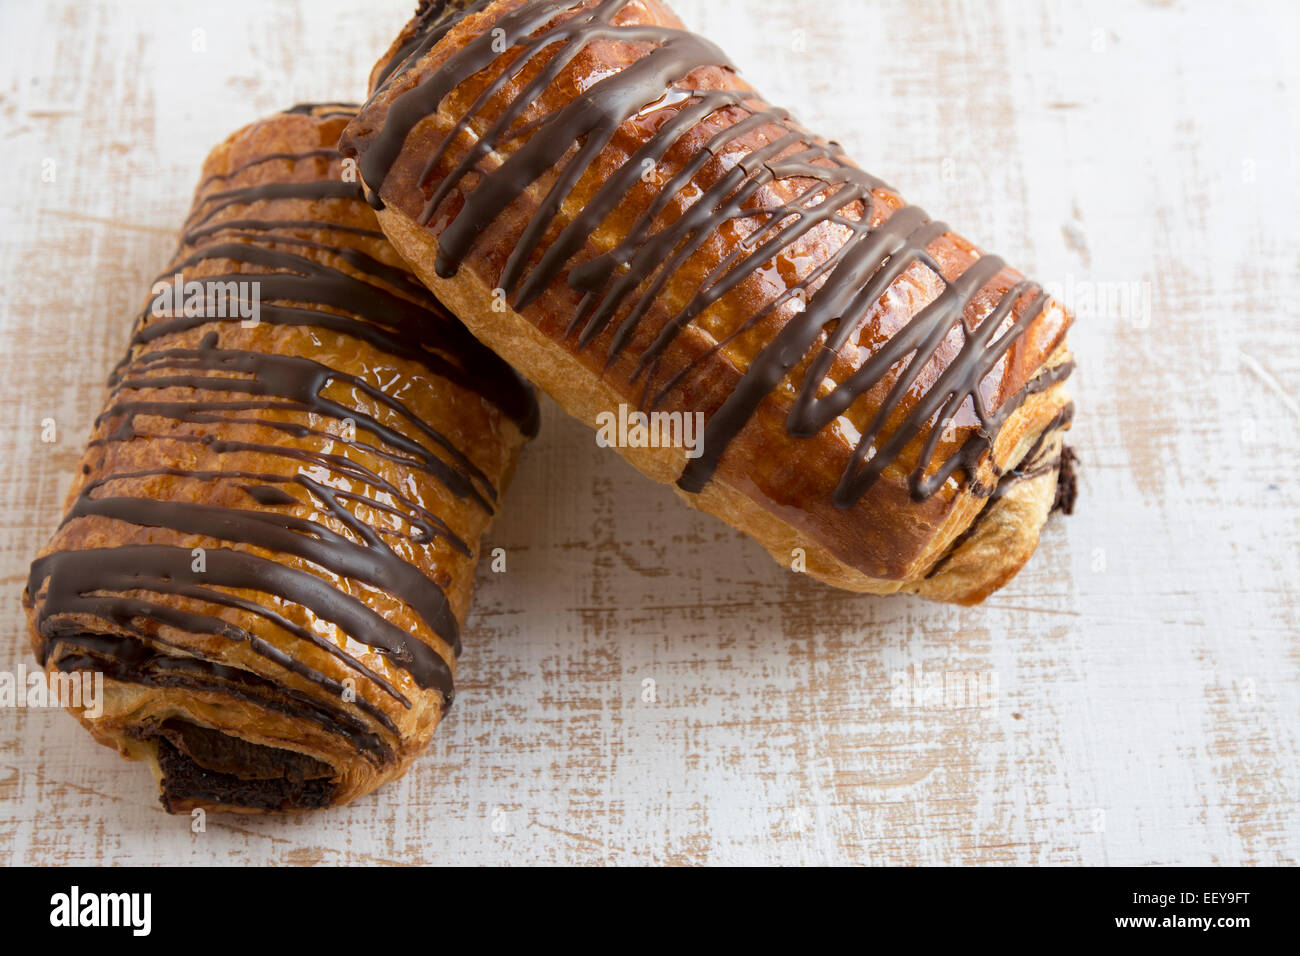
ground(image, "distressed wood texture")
xmin=1 ymin=0 xmax=1296 ymax=866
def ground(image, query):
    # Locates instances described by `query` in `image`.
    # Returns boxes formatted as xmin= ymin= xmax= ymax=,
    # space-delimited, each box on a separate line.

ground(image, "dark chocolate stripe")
xmin=40 ymin=548 xmax=414 ymax=706
xmin=63 ymin=496 xmax=463 ymax=658
xmin=32 ymin=545 xmax=455 ymax=699
xmin=185 ymin=181 xmax=367 ymax=232
xmin=281 ymin=102 xmax=362 ymax=122
xmin=283 ymin=102 xmax=361 ymax=115
xmin=46 ymin=632 xmax=391 ymax=762
xmin=183 ymin=218 xmax=387 ymax=244
xmin=372 ymin=1 xmax=496 ymax=92
xmin=197 ymin=149 xmax=340 ymax=191
xmin=141 ymin=239 xmax=539 ymax=434
xmin=111 ymin=336 xmax=496 ymax=514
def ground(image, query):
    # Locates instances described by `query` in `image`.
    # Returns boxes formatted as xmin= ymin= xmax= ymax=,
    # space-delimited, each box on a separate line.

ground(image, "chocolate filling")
xmin=141 ymin=720 xmax=338 ymax=812
xmin=1052 ymin=446 xmax=1079 ymax=516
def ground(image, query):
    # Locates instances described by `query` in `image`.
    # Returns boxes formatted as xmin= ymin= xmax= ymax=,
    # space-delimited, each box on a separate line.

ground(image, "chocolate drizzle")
xmin=53 ymin=632 xmax=392 ymax=758
xmin=26 ymin=104 xmax=537 ymax=763
xmin=372 ymin=1 xmax=491 ymax=92
xmin=283 ymin=101 xmax=361 ymax=121
xmin=346 ymin=0 xmax=1074 ymax=512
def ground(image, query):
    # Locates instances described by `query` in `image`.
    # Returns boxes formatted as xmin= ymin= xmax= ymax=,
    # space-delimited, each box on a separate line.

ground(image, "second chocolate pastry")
xmin=342 ymin=0 xmax=1078 ymax=603
xmin=24 ymin=105 xmax=537 ymax=812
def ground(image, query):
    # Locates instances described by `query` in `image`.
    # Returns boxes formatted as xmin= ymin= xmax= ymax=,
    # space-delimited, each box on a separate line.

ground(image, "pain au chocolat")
xmin=24 ymin=105 xmax=537 ymax=812
xmin=341 ymin=0 xmax=1078 ymax=603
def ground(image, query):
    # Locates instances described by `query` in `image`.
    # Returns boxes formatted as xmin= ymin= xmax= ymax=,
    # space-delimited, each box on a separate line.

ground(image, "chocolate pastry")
xmin=24 ymin=104 xmax=537 ymax=812
xmin=341 ymin=0 xmax=1077 ymax=603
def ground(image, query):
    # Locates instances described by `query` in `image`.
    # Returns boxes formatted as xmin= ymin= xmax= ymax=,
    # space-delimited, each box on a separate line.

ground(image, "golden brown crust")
xmin=23 ymin=106 xmax=534 ymax=812
xmin=342 ymin=0 xmax=1075 ymax=600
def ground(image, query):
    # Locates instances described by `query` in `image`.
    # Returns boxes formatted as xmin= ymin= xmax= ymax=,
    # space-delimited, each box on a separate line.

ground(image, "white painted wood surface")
xmin=0 ymin=0 xmax=1296 ymax=866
